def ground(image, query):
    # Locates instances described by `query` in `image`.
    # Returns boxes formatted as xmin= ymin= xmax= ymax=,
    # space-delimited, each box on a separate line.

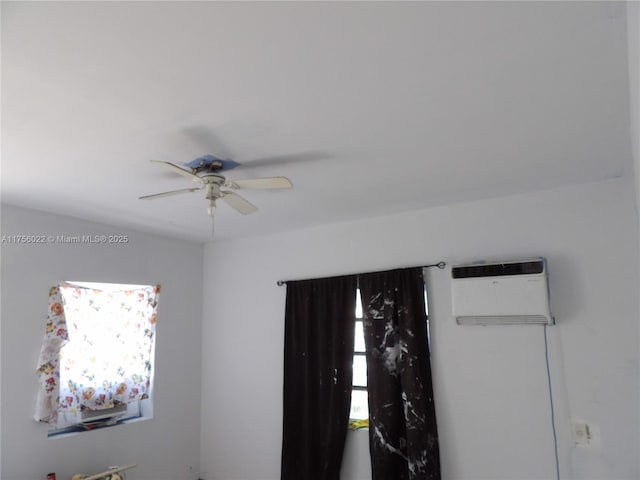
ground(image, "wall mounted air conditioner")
xmin=451 ymin=258 xmax=554 ymax=325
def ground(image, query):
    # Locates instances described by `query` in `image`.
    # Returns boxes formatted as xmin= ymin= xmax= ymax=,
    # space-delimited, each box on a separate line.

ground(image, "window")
xmin=34 ymin=281 xmax=160 ymax=436
xmin=349 ymin=288 xmax=369 ymax=428
xmin=348 ymin=283 xmax=430 ymax=429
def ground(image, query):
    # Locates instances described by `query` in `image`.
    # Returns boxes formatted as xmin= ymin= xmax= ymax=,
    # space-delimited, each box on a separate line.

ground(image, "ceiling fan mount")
xmin=183 ymin=154 xmax=242 ymax=175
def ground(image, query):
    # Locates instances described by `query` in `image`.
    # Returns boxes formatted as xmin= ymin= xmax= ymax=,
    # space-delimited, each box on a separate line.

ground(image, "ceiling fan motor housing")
xmin=202 ymin=174 xmax=226 ymax=200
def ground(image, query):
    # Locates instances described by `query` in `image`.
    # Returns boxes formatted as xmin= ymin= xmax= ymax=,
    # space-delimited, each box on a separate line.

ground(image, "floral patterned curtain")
xmin=35 ymin=282 xmax=160 ymax=426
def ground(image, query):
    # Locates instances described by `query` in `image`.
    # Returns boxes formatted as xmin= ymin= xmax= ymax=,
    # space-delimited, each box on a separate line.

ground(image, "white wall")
xmin=0 ymin=205 xmax=204 ymax=480
xmin=200 ymin=178 xmax=639 ymax=480
xmin=629 ymin=1 xmax=640 ymax=220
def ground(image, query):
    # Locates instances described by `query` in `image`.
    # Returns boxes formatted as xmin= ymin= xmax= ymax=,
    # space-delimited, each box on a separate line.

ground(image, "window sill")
xmin=47 ymin=414 xmax=150 ymax=439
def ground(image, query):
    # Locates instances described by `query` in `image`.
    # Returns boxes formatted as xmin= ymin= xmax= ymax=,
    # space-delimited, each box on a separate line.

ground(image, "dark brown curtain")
xmin=359 ymin=267 xmax=441 ymax=480
xmin=281 ymin=275 xmax=358 ymax=480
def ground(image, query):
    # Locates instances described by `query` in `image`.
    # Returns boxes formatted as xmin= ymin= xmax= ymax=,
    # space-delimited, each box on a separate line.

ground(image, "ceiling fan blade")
xmin=221 ymin=191 xmax=258 ymax=215
xmin=150 ymin=160 xmax=202 ymax=181
xmin=225 ymin=177 xmax=293 ymax=190
xmin=240 ymin=151 xmax=330 ymax=169
xmin=139 ymin=186 xmax=203 ymax=200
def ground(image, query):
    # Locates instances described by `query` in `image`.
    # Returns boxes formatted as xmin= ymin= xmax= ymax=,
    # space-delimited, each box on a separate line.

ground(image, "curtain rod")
xmin=276 ymin=262 xmax=446 ymax=286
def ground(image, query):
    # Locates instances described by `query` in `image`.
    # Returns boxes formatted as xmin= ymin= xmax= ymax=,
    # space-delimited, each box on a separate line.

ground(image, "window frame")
xmin=349 ymin=290 xmax=369 ymax=429
xmin=39 ymin=281 xmax=158 ymax=438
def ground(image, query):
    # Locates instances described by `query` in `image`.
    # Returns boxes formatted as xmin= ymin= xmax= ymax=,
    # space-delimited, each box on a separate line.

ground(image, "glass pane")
xmin=349 ymin=389 xmax=369 ymax=420
xmin=424 ymin=284 xmax=429 ymax=316
xmin=424 ymin=283 xmax=431 ymax=347
xmin=353 ymin=354 xmax=367 ymax=387
xmin=354 ymin=321 xmax=365 ymax=352
xmin=355 ymin=288 xmax=363 ymax=318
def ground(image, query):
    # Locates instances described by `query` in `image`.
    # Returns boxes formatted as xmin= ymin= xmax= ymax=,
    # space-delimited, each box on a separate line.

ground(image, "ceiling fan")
xmin=139 ymin=154 xmax=293 ymax=216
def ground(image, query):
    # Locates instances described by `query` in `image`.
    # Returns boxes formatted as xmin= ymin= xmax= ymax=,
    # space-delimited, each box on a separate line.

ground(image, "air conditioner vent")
xmin=452 ymin=260 xmax=544 ymax=279
xmin=456 ymin=315 xmax=551 ymax=325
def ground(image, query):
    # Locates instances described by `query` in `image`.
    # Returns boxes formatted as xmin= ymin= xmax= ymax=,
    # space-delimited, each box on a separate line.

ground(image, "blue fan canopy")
xmin=183 ymin=154 xmax=241 ymax=171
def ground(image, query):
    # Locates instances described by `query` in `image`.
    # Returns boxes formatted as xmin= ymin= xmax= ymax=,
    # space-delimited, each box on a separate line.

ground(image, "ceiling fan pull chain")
xmin=207 ymin=197 xmax=216 ymax=217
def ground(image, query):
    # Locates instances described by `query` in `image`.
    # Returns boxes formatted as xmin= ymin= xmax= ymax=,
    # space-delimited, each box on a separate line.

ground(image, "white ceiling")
xmin=1 ymin=1 xmax=633 ymax=242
